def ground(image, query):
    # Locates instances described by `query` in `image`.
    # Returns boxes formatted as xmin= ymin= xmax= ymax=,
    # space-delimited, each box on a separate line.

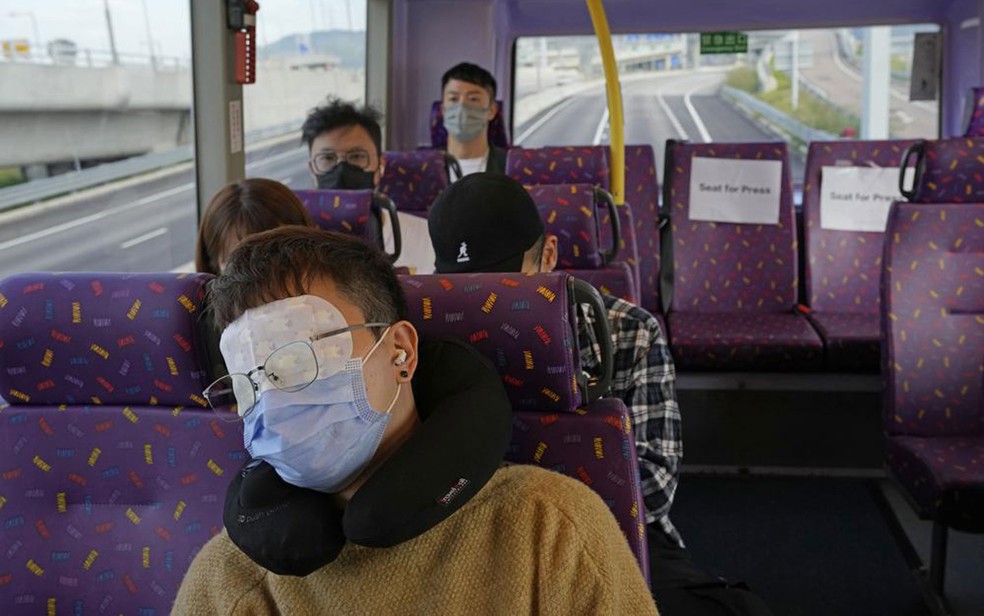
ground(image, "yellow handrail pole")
xmin=585 ymin=0 xmax=625 ymax=206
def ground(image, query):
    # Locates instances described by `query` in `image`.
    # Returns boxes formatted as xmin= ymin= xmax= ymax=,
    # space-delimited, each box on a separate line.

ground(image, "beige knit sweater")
xmin=171 ymin=464 xmax=659 ymax=615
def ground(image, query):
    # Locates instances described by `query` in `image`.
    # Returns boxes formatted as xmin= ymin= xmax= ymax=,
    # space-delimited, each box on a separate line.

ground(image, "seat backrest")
xmin=429 ymin=100 xmax=510 ymax=149
xmin=294 ymin=189 xmax=402 ymax=262
xmin=902 ymin=138 xmax=984 ymax=203
xmin=623 ymin=145 xmax=662 ymax=314
xmin=507 ymin=146 xmax=610 ymax=189
xmin=882 ymin=202 xmax=984 ymax=438
xmin=527 ymin=183 xmax=616 ymax=271
xmin=378 ymin=150 xmax=449 ymax=215
xmin=664 ymin=141 xmax=797 ymax=314
xmin=964 ymin=87 xmax=984 ymax=137
xmin=401 ymin=272 xmax=648 ymax=578
xmin=802 ymin=140 xmax=918 ymax=313
xmin=0 ymin=272 xmax=243 ymax=613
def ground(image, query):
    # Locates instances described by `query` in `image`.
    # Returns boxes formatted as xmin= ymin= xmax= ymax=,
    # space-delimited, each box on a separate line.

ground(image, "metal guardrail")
xmin=0 ymin=119 xmax=304 ymax=213
xmin=721 ymin=85 xmax=836 ymax=144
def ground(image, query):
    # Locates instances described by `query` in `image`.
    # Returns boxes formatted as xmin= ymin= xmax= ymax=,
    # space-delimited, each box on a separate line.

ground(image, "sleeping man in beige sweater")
xmin=172 ymin=226 xmax=658 ymax=616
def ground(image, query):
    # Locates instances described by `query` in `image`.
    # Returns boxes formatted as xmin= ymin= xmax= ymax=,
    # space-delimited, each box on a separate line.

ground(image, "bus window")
xmin=514 ymin=25 xmax=941 ymax=187
xmin=243 ymin=0 xmax=368 ymax=193
xmin=0 ymin=1 xmax=197 ymax=277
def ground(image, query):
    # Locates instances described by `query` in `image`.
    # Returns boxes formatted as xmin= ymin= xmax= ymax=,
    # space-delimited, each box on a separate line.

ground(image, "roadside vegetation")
xmin=726 ymin=65 xmax=859 ymax=136
xmin=0 ymin=168 xmax=24 ymax=189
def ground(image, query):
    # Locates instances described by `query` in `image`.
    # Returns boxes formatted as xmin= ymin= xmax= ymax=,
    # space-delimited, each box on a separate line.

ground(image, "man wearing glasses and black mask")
xmin=301 ymin=98 xmax=436 ymax=274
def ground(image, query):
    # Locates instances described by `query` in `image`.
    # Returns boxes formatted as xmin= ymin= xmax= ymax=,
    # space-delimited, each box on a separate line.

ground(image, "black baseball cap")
xmin=428 ymin=173 xmax=544 ymax=273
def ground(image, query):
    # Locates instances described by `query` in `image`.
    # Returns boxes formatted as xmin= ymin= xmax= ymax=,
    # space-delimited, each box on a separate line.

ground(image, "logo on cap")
xmin=456 ymin=242 xmax=470 ymax=263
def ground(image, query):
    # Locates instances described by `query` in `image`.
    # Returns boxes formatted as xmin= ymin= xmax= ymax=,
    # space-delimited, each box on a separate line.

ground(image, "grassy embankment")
xmin=725 ymin=65 xmax=859 ymax=137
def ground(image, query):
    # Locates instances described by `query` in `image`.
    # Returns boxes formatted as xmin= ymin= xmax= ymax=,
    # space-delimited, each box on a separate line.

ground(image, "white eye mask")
xmin=219 ymin=295 xmax=355 ymax=398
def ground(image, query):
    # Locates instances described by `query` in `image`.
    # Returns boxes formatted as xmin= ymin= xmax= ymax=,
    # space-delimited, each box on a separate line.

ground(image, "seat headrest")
xmin=526 ymin=183 xmax=620 ymax=270
xmin=294 ymin=189 xmax=402 ymax=261
xmin=378 ymin=150 xmax=449 ymax=213
xmin=900 ymin=138 xmax=984 ymax=204
xmin=401 ymin=272 xmax=583 ymax=412
xmin=430 ymin=100 xmax=510 ymax=149
xmin=0 ymin=273 xmax=213 ymax=408
xmin=507 ymin=146 xmax=610 ymax=189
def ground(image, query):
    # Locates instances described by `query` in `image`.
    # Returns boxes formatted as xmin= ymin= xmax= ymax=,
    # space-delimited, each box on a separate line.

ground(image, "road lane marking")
xmin=656 ymin=94 xmax=690 ymax=140
xmin=0 ymin=183 xmax=193 ymax=253
xmin=514 ymin=96 xmax=580 ymax=144
xmin=121 ymin=227 xmax=168 ymax=250
xmin=684 ymin=87 xmax=713 ymax=142
xmin=592 ymin=108 xmax=610 ymax=146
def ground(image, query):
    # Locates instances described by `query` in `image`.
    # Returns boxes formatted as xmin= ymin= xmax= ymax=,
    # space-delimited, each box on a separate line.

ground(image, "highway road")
xmin=1 ymin=69 xmax=802 ymax=278
xmin=0 ymin=140 xmax=309 ymax=279
xmin=515 ymin=69 xmax=805 ymax=181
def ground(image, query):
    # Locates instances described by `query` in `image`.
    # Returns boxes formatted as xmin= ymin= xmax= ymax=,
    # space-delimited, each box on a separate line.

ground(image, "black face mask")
xmin=316 ymin=162 xmax=376 ymax=190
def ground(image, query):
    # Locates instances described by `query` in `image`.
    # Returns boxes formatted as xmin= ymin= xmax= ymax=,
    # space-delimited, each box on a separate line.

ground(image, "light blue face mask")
xmin=242 ymin=333 xmax=400 ymax=494
xmin=443 ymin=102 xmax=489 ymax=143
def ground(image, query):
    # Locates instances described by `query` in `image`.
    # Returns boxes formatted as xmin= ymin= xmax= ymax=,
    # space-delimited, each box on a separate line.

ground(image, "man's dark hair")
xmin=209 ymin=226 xmax=407 ymax=337
xmin=301 ymin=98 xmax=383 ymax=156
xmin=441 ymin=63 xmax=497 ymax=99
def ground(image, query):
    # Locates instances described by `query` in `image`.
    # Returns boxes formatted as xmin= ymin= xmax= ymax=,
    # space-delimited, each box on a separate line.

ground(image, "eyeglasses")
xmin=203 ymin=322 xmax=390 ymax=422
xmin=309 ymin=149 xmax=372 ymax=174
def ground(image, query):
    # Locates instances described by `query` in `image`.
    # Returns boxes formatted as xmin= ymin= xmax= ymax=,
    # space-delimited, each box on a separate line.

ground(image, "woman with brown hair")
xmin=195 ymin=178 xmax=314 ymax=275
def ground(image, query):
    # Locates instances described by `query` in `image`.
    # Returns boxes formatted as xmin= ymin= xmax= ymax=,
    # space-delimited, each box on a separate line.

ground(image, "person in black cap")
xmin=429 ymin=174 xmax=775 ymax=616
xmin=173 ymin=226 xmax=658 ymax=615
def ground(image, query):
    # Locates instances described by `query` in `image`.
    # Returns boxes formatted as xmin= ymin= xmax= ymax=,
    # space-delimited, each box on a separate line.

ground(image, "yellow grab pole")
xmin=585 ymin=0 xmax=624 ymax=206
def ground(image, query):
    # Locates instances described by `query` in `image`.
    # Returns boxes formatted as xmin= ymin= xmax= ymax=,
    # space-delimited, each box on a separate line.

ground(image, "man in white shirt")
xmin=440 ymin=63 xmax=506 ymax=181
xmin=301 ymin=99 xmax=436 ymax=274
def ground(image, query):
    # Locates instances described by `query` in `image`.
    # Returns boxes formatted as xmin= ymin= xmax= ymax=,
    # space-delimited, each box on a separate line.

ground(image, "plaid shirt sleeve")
xmin=579 ymin=296 xmax=684 ymax=547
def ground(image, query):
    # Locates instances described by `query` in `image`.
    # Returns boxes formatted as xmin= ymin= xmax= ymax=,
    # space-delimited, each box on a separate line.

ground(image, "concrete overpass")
xmin=0 ymin=60 xmax=362 ymax=177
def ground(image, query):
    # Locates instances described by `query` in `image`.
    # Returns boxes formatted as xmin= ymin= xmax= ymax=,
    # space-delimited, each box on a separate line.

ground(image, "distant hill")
xmin=259 ymin=30 xmax=366 ymax=68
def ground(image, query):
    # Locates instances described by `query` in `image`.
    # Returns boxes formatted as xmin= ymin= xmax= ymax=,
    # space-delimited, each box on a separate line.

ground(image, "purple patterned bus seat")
xmin=802 ymin=140 xmax=918 ymax=371
xmin=0 ymin=272 xmax=244 ymax=614
xmin=663 ymin=141 xmax=822 ymax=371
xmin=378 ymin=150 xmax=449 ymax=214
xmin=883 ymin=202 xmax=984 ymax=532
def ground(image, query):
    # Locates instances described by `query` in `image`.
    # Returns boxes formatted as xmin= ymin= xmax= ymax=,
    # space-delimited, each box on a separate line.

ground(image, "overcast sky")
xmin=0 ymin=0 xmax=366 ymax=59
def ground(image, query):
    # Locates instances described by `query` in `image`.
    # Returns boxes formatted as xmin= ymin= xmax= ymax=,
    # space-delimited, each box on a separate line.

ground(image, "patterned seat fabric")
xmin=907 ymin=138 xmax=984 ymax=203
xmin=806 ymin=313 xmax=880 ymax=372
xmin=572 ymin=264 xmax=640 ymax=305
xmin=429 ymin=100 xmax=510 ymax=149
xmin=378 ymin=150 xmax=449 ymax=214
xmin=294 ymin=189 xmax=380 ymax=246
xmin=527 ymin=183 xmax=637 ymax=304
xmin=400 ymin=272 xmax=649 ymax=577
xmin=509 ymin=399 xmax=649 ymax=578
xmin=802 ymin=140 xmax=917 ymax=371
xmin=623 ymin=145 xmax=661 ymax=314
xmin=668 ymin=312 xmax=823 ymax=371
xmin=400 ymin=272 xmax=581 ymax=413
xmin=664 ymin=142 xmax=822 ymax=371
xmin=0 ymin=273 xmax=244 ymax=614
xmin=507 ymin=146 xmax=610 ymax=188
xmin=964 ymin=87 xmax=984 ymax=137
xmin=883 ymin=202 xmax=984 ymax=531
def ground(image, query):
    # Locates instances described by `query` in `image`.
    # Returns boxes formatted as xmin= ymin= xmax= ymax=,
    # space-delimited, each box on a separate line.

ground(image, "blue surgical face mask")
xmin=242 ymin=331 xmax=400 ymax=494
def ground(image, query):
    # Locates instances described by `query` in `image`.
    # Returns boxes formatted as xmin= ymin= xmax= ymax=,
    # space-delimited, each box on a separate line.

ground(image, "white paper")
xmin=820 ymin=166 xmax=908 ymax=232
xmin=689 ymin=157 xmax=783 ymax=225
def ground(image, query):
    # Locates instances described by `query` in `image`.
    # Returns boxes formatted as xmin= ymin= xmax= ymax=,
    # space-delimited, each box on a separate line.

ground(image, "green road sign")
xmin=700 ymin=32 xmax=749 ymax=55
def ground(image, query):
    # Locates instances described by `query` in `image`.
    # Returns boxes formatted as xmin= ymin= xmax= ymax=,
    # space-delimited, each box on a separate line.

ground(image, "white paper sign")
xmin=689 ymin=157 xmax=783 ymax=225
xmin=820 ymin=166 xmax=905 ymax=232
